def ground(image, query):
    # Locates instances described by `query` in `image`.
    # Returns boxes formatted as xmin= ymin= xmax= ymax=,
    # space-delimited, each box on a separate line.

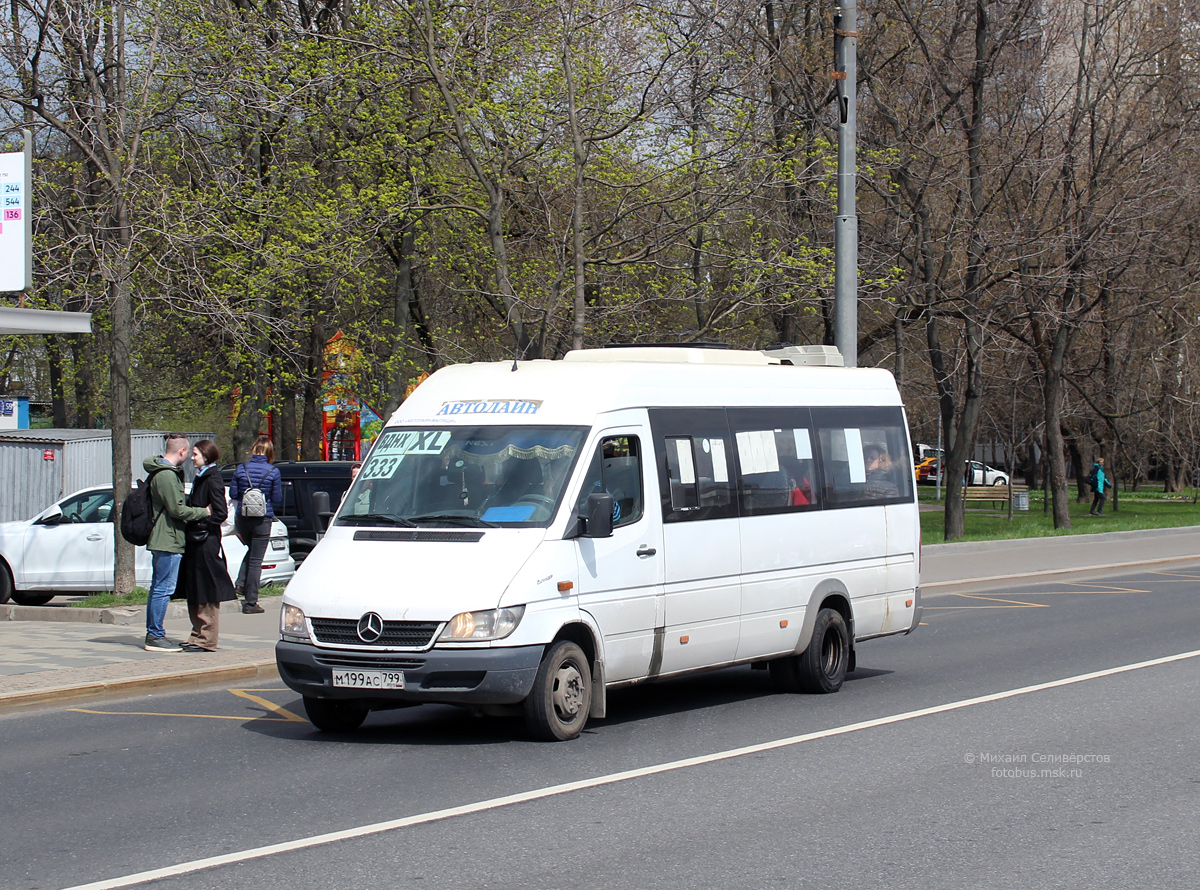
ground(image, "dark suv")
xmin=223 ymin=461 xmax=355 ymax=565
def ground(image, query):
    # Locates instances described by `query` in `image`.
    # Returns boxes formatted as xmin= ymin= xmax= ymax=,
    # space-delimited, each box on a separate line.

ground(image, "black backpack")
xmin=1085 ymin=467 xmax=1099 ymax=489
xmin=119 ymin=467 xmax=166 ymax=546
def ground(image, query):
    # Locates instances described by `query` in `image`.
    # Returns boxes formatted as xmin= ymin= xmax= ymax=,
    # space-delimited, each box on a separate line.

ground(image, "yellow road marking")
xmin=926 ymin=606 xmax=1041 ymax=614
xmin=69 ymin=709 xmax=271 ymax=721
xmin=229 ymin=688 xmax=306 ymax=722
xmin=930 ymin=593 xmax=1050 ymax=608
xmin=69 ymin=688 xmax=304 ymax=723
xmin=1013 ymin=582 xmax=1151 ymax=595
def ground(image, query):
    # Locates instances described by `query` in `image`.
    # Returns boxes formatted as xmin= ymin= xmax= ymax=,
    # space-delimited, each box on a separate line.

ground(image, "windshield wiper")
xmin=337 ymin=513 xmax=417 ymax=528
xmin=408 ymin=513 xmax=498 ymax=528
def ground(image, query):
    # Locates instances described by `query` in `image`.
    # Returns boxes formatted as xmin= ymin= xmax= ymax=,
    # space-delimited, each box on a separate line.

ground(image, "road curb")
xmin=922 ymin=524 xmax=1200 ymax=555
xmin=0 ymin=659 xmax=280 ymax=713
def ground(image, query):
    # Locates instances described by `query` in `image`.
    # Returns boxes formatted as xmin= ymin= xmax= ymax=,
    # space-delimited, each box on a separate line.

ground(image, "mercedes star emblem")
xmin=357 ymin=612 xmax=384 ymax=643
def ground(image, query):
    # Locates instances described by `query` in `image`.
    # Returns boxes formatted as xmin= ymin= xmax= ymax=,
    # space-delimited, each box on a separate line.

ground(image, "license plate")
xmin=332 ymin=670 xmax=405 ymax=689
xmin=271 ymin=539 xmax=287 ymax=551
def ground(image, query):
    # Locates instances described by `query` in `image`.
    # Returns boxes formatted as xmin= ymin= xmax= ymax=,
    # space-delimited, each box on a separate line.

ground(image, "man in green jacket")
xmin=144 ymin=434 xmax=210 ymax=652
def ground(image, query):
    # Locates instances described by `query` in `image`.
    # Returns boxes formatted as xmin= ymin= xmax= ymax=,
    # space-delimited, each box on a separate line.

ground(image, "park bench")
xmin=963 ymin=484 xmax=1028 ymax=508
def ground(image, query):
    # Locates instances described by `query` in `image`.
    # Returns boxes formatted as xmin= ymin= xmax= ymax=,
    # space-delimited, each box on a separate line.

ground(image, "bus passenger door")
xmin=574 ymin=427 xmax=664 ymax=684
xmin=651 ymin=410 xmax=742 ymax=675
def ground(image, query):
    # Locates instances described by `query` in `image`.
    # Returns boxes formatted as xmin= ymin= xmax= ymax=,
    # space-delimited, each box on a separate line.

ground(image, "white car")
xmin=0 ymin=484 xmax=295 ymax=606
xmin=966 ymin=461 xmax=1010 ymax=486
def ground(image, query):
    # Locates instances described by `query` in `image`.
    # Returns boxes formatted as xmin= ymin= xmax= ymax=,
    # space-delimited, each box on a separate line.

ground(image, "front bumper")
xmin=275 ymin=640 xmax=544 ymax=706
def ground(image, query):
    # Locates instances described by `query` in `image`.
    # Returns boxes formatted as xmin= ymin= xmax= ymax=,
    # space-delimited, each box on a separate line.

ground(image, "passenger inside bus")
xmin=863 ymin=444 xmax=899 ymax=497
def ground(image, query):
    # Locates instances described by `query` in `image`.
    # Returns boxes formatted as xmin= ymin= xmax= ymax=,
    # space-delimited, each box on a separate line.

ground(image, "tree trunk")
xmin=46 ymin=336 xmax=69 ymax=427
xmin=942 ymin=3 xmax=990 ymax=542
xmin=70 ymin=336 xmax=92 ymax=427
xmin=1067 ymin=436 xmax=1086 ymax=502
xmin=233 ymin=386 xmax=262 ymax=464
xmin=1043 ymin=359 xmax=1072 ymax=529
xmin=383 ymin=225 xmax=417 ymax=418
xmin=111 ymin=198 xmax=136 ymax=595
xmin=279 ymin=388 xmax=298 ymax=461
xmin=893 ymin=316 xmax=904 ymax=388
xmin=301 ymin=319 xmax=325 ymax=459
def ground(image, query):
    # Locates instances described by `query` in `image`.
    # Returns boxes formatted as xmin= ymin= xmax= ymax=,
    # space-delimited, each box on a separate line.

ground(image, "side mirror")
xmin=311 ymin=490 xmax=333 ymax=537
xmin=583 ymin=492 xmax=615 ymax=538
xmin=38 ymin=506 xmax=65 ymax=525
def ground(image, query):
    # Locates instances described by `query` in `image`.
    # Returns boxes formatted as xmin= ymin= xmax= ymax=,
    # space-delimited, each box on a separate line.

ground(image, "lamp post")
xmin=833 ymin=1 xmax=858 ymax=368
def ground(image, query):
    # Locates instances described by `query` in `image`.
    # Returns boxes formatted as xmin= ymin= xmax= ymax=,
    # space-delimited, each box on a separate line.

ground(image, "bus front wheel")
xmin=303 ymin=697 xmax=368 ymax=732
xmin=524 ymin=641 xmax=592 ymax=741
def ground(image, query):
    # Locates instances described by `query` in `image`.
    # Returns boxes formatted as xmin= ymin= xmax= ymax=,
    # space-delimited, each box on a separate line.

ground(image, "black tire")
xmin=303 ymin=697 xmax=368 ymax=732
xmin=524 ymin=641 xmax=592 ymax=741
xmin=795 ymin=608 xmax=850 ymax=694
xmin=11 ymin=591 xmax=55 ymax=607
xmin=992 ymin=478 xmax=1006 ymax=486
xmin=0 ymin=563 xmax=12 ymax=604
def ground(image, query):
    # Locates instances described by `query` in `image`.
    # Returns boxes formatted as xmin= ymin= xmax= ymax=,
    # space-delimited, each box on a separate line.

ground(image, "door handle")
xmin=636 ymin=546 xmax=656 ymax=557
xmin=86 ymin=534 xmax=103 ymax=542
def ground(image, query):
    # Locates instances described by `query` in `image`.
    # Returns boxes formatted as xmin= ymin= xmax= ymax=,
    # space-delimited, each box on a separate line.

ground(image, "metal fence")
xmin=0 ymin=430 xmax=214 ymax=522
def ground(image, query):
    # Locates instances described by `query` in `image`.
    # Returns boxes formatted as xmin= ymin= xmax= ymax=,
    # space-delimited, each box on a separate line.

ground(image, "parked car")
xmin=914 ymin=443 xmax=944 ymax=463
xmin=222 ymin=461 xmax=355 ymax=565
xmin=0 ymin=484 xmax=294 ymax=606
xmin=966 ymin=461 xmax=1009 ymax=486
xmin=916 ymin=459 xmax=1007 ymax=486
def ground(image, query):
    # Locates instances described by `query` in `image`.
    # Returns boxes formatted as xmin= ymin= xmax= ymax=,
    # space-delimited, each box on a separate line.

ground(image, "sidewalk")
xmin=3 ymin=527 xmax=1199 ymax=712
xmin=0 ymin=598 xmax=282 ymax=711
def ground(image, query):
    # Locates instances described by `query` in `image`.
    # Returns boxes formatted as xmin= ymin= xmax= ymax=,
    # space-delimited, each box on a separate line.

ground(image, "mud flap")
xmin=590 ymin=656 xmax=606 ymax=719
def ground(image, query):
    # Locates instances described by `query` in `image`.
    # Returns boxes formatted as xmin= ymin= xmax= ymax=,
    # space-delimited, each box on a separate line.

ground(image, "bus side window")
xmin=577 ymin=435 xmax=644 ymax=528
xmin=665 ymin=437 xmax=699 ymax=511
xmin=812 ymin=406 xmax=914 ymax=508
xmin=733 ymin=425 xmax=820 ymax=513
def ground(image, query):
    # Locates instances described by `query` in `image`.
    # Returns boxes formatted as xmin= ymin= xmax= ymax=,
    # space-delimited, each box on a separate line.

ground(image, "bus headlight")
xmin=439 ymin=606 xmax=525 ymax=641
xmin=280 ymin=604 xmax=310 ymax=643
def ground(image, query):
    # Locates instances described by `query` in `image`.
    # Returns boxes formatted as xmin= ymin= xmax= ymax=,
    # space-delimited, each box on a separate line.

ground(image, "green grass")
xmin=918 ymin=486 xmax=1200 ymax=543
xmin=70 ymin=584 xmax=287 ymax=608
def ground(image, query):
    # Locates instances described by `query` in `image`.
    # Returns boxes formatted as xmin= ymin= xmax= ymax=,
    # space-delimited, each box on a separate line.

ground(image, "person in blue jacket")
xmin=229 ymin=435 xmax=283 ymax=613
xmin=1088 ymin=457 xmax=1111 ymax=516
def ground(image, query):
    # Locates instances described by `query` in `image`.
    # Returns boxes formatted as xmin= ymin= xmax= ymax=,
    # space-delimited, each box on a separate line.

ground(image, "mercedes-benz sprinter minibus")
xmin=276 ymin=346 xmax=921 ymax=740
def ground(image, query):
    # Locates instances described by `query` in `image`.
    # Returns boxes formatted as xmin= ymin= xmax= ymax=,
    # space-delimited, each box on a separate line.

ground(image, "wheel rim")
xmin=551 ymin=659 xmax=586 ymax=720
xmin=821 ymin=627 xmax=844 ymax=679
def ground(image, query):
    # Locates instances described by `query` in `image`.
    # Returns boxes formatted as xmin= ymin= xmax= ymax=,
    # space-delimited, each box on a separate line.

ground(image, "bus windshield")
xmin=337 ymin=425 xmax=587 ymax=528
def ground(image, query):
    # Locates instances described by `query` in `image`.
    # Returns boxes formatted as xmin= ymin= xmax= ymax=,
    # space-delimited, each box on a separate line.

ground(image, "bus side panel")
xmin=818 ymin=506 xmax=888 ymax=640
xmin=659 ymin=518 xmax=742 ymax=673
xmin=738 ymin=506 xmax=889 ymax=660
xmin=735 ymin=512 xmax=815 ymax=660
xmin=881 ymin=502 xmax=920 ymax=634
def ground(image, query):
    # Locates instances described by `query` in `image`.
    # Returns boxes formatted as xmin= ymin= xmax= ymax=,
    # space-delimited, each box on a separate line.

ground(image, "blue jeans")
xmin=147 ymin=550 xmax=182 ymax=638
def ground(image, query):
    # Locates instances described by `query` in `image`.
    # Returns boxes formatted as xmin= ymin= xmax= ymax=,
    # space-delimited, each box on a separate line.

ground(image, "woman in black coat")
xmin=178 ymin=439 xmax=237 ymax=651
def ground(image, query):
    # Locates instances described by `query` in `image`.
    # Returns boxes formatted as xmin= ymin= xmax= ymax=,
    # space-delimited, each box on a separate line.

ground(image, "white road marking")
xmin=921 ymin=553 xmax=1200 ymax=590
xmin=63 ymin=647 xmax=1200 ymax=890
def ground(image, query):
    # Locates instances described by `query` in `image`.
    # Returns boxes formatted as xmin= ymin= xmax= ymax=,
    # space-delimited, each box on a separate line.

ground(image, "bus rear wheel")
xmin=771 ymin=608 xmax=849 ymax=694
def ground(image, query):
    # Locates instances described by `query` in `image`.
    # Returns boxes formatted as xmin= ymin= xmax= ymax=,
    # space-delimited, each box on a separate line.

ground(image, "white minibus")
xmin=277 ymin=346 xmax=922 ymax=740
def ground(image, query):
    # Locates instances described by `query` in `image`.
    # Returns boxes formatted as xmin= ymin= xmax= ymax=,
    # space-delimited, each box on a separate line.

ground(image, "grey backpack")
xmin=239 ymin=465 xmax=269 ymax=518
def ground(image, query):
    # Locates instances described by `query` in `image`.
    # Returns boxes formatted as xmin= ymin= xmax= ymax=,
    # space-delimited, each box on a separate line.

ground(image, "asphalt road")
xmin=4 ymin=563 xmax=1200 ymax=890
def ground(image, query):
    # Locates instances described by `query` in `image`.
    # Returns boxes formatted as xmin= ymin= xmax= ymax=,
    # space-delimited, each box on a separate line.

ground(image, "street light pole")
xmin=833 ymin=1 xmax=858 ymax=368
